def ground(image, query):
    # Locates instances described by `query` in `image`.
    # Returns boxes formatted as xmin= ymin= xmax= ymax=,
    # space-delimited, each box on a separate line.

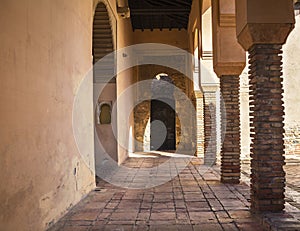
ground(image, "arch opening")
xmin=150 ymin=74 xmax=176 ymax=151
xmin=93 ymin=2 xmax=118 ymax=180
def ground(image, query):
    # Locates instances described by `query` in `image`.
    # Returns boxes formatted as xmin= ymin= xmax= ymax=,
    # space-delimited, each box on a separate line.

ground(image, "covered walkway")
xmin=48 ymin=155 xmax=300 ymax=231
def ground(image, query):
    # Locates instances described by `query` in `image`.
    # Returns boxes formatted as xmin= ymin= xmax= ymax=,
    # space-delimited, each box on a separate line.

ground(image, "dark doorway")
xmin=150 ymin=74 xmax=176 ymax=151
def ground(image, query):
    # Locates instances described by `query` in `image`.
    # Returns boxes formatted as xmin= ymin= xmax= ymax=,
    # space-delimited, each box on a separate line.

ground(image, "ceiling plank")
xmin=131 ymin=8 xmax=190 ymax=16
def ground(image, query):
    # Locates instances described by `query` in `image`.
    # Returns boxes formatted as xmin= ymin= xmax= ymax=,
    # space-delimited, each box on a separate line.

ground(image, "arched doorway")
xmin=150 ymin=73 xmax=176 ymax=151
xmin=93 ymin=2 xmax=114 ymax=67
xmin=93 ymin=2 xmax=118 ymax=170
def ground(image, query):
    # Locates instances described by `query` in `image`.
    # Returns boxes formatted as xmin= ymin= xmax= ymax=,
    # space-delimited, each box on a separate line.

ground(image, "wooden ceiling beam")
xmin=130 ymin=8 xmax=190 ymax=16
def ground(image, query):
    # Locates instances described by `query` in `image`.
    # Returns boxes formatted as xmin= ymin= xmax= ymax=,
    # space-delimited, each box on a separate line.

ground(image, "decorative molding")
xmin=237 ymin=23 xmax=295 ymax=51
xmin=202 ymin=51 xmax=213 ymax=60
xmin=214 ymin=62 xmax=246 ymax=77
xmin=219 ymin=14 xmax=236 ymax=27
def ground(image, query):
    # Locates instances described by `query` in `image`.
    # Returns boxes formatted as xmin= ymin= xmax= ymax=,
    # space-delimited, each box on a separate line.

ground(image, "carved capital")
xmin=214 ymin=62 xmax=246 ymax=77
xmin=212 ymin=0 xmax=246 ymax=77
xmin=236 ymin=0 xmax=295 ymax=50
xmin=237 ymin=23 xmax=295 ymax=51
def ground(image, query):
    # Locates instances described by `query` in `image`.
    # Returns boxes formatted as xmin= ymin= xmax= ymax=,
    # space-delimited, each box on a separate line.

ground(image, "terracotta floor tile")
xmin=189 ymin=212 xmax=216 ymax=224
xmin=150 ymin=211 xmax=176 ymax=220
xmin=69 ymin=210 xmax=99 ymax=221
xmin=109 ymin=212 xmax=138 ymax=221
xmin=193 ymin=223 xmax=223 ymax=231
xmin=49 ymin=156 xmax=300 ymax=231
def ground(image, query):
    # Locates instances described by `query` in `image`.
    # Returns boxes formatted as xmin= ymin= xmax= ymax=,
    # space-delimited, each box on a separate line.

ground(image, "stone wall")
xmin=283 ymin=14 xmax=300 ymax=159
xmin=240 ymin=66 xmax=251 ymax=161
xmin=134 ymin=100 xmax=151 ymax=151
xmin=194 ymin=91 xmax=205 ymax=157
xmin=284 ymin=123 xmax=300 ymax=156
xmin=134 ymin=65 xmax=196 ymax=154
xmin=238 ymin=14 xmax=300 ymax=160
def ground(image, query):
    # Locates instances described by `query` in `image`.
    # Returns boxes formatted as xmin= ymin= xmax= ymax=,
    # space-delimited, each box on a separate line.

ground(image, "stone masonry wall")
xmin=134 ymin=65 xmax=196 ymax=153
xmin=285 ymin=123 xmax=300 ymax=156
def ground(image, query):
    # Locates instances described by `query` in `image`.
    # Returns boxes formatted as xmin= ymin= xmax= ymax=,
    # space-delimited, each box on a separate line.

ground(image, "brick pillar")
xmin=203 ymin=88 xmax=217 ymax=165
xmin=195 ymin=91 xmax=205 ymax=157
xmin=235 ymin=0 xmax=294 ymax=213
xmin=220 ymin=75 xmax=241 ymax=184
xmin=248 ymin=44 xmax=285 ymax=212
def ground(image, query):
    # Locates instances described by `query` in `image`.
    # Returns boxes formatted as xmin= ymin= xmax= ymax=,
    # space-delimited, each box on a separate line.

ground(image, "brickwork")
xmin=49 ymin=156 xmax=267 ymax=231
xmin=220 ymin=75 xmax=241 ymax=184
xmin=203 ymin=90 xmax=217 ymax=165
xmin=195 ymin=91 xmax=205 ymax=157
xmin=248 ymin=44 xmax=286 ymax=212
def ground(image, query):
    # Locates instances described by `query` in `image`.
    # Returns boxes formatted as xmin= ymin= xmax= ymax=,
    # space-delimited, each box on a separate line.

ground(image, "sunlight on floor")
xmin=129 ymin=151 xmax=194 ymax=158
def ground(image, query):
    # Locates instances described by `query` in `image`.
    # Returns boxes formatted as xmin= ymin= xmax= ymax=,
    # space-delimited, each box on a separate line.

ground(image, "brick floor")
xmin=48 ymin=155 xmax=300 ymax=231
xmin=241 ymin=159 xmax=300 ymax=211
xmin=240 ymin=159 xmax=300 ymax=230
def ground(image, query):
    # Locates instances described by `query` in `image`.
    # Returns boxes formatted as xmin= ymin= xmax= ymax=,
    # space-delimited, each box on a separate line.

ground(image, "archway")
xmin=150 ymin=73 xmax=176 ymax=151
xmin=93 ymin=2 xmax=118 ymax=174
xmin=93 ymin=2 xmax=114 ymax=67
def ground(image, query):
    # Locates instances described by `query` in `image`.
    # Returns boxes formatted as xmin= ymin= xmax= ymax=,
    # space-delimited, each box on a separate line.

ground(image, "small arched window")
xmin=100 ymin=103 xmax=111 ymax=124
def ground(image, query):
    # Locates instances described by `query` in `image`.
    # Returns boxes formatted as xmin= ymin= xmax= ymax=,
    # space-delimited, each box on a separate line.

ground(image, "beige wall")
xmin=93 ymin=0 xmax=134 ymax=164
xmin=0 ymin=0 xmax=135 ymax=230
xmin=0 ymin=0 xmax=95 ymax=230
xmin=133 ymin=30 xmax=189 ymax=50
xmin=94 ymin=83 xmax=118 ymax=163
xmin=116 ymin=17 xmax=135 ymax=163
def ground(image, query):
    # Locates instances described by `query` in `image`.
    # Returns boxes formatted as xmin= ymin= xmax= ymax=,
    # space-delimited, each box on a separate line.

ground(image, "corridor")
xmin=48 ymin=155 xmax=267 ymax=231
xmin=1 ymin=0 xmax=300 ymax=230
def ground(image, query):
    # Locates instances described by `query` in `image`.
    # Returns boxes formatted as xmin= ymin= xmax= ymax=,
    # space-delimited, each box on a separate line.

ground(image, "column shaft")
xmin=220 ymin=75 xmax=241 ymax=184
xmin=249 ymin=44 xmax=285 ymax=212
xmin=204 ymin=91 xmax=217 ymax=165
xmin=195 ymin=92 xmax=205 ymax=157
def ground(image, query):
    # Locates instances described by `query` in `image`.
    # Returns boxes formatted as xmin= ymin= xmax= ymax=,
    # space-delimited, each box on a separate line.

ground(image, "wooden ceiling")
xmin=128 ymin=0 xmax=193 ymax=31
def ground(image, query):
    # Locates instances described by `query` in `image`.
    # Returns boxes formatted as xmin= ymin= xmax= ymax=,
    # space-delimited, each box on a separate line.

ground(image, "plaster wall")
xmin=236 ymin=0 xmax=295 ymax=36
xmin=202 ymin=8 xmax=213 ymax=53
xmin=94 ymin=83 xmax=118 ymax=164
xmin=0 ymin=0 xmax=95 ymax=230
xmin=93 ymin=0 xmax=135 ymax=164
xmin=116 ymin=17 xmax=135 ymax=163
xmin=133 ymin=30 xmax=189 ymax=50
xmin=0 ymin=0 xmax=135 ymax=230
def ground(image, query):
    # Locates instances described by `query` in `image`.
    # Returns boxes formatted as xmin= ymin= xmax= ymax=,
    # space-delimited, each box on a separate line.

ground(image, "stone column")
xmin=211 ymin=0 xmax=246 ymax=183
xmin=236 ymin=0 xmax=295 ymax=212
xmin=194 ymin=91 xmax=205 ymax=158
xmin=203 ymin=86 xmax=218 ymax=165
xmin=220 ymin=75 xmax=241 ymax=184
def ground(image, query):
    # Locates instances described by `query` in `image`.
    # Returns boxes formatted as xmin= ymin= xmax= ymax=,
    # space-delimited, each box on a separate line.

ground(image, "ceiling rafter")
xmin=130 ymin=8 xmax=190 ymax=16
xmin=128 ymin=0 xmax=192 ymax=31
